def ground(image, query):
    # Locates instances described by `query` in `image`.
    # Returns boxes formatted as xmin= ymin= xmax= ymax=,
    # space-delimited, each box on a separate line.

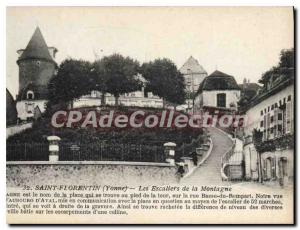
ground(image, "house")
xmin=16 ymin=27 xmax=58 ymax=121
xmin=73 ymin=74 xmax=163 ymax=108
xmin=194 ymin=70 xmax=241 ymax=112
xmin=243 ymin=73 xmax=294 ymax=186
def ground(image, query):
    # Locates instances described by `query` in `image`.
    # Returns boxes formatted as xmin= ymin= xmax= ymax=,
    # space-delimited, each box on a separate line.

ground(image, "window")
xmin=288 ymin=95 xmax=291 ymax=101
xmin=270 ymin=116 xmax=274 ymax=123
xmin=278 ymin=113 xmax=283 ymax=120
xmin=260 ymin=121 xmax=264 ymax=127
xmin=268 ymin=106 xmax=270 ymax=112
xmin=261 ymin=110 xmax=263 ymax=116
xmin=286 ymin=101 xmax=292 ymax=133
xmin=25 ymin=103 xmax=34 ymax=113
xmin=217 ymin=93 xmax=226 ymax=107
xmin=271 ymin=104 xmax=274 ymax=110
xmin=275 ymin=103 xmax=278 ymax=108
xmin=26 ymin=91 xmax=34 ymax=100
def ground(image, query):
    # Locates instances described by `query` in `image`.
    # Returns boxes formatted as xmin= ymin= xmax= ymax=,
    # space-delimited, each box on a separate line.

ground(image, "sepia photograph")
xmin=6 ymin=6 xmax=294 ymax=224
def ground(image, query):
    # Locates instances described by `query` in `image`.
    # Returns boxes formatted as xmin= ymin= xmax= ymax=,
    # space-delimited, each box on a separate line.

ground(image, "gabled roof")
xmin=179 ymin=56 xmax=207 ymax=74
xmin=246 ymin=77 xmax=294 ymax=110
xmin=18 ymin=27 xmax=54 ymax=63
xmin=196 ymin=70 xmax=240 ymax=94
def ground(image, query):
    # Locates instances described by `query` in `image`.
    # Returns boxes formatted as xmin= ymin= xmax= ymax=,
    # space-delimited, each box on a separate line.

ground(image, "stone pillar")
xmin=164 ymin=142 xmax=176 ymax=165
xmin=180 ymin=156 xmax=193 ymax=172
xmin=47 ymin=136 xmax=61 ymax=162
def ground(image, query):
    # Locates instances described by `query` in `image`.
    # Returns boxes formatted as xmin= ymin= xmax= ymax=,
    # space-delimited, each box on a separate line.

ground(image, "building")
xmin=194 ymin=70 xmax=241 ymax=112
xmin=243 ymin=73 xmax=294 ymax=186
xmin=6 ymin=89 xmax=18 ymax=126
xmin=73 ymin=74 xmax=163 ymax=108
xmin=16 ymin=27 xmax=58 ymax=121
xmin=179 ymin=56 xmax=208 ymax=93
xmin=238 ymin=79 xmax=262 ymax=111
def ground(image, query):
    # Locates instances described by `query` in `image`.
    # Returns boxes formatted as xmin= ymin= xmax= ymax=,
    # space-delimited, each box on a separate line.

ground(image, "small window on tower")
xmin=36 ymin=61 xmax=41 ymax=66
xmin=27 ymin=91 xmax=34 ymax=100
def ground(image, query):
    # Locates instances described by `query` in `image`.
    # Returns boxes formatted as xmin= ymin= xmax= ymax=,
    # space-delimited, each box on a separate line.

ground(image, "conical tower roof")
xmin=18 ymin=27 xmax=54 ymax=62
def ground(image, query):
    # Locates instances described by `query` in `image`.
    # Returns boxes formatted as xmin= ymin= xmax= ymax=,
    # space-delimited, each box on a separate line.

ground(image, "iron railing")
xmin=59 ymin=142 xmax=165 ymax=162
xmin=7 ymin=143 xmax=49 ymax=161
xmin=7 ymin=141 xmax=165 ymax=162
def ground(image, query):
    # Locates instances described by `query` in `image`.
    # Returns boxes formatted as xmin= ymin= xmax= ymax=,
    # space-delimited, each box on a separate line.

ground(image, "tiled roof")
xmin=197 ymin=70 xmax=240 ymax=94
xmin=18 ymin=27 xmax=54 ymax=63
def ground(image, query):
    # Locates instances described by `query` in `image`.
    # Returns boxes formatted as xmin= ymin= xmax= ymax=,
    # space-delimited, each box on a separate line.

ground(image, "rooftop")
xmin=179 ymin=56 xmax=207 ymax=75
xmin=196 ymin=70 xmax=240 ymax=94
xmin=18 ymin=27 xmax=55 ymax=63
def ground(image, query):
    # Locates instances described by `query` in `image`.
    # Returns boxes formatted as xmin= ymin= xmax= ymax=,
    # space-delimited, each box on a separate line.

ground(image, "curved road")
xmin=181 ymin=127 xmax=233 ymax=185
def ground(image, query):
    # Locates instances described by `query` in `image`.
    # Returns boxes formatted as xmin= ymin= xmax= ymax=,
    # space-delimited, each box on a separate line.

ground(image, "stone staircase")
xmin=181 ymin=127 xmax=234 ymax=185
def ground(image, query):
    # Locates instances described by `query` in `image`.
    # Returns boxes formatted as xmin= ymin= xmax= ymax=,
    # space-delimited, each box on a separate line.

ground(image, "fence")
xmin=7 ymin=141 xmax=165 ymax=162
xmin=59 ymin=142 xmax=165 ymax=162
xmin=7 ymin=143 xmax=49 ymax=161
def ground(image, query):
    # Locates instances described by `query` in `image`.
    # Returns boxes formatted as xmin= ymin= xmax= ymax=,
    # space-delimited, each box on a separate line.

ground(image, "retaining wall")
xmin=6 ymin=161 xmax=178 ymax=188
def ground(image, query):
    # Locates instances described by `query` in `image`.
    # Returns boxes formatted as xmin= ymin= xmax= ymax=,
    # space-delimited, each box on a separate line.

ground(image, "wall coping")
xmin=6 ymin=160 xmax=174 ymax=167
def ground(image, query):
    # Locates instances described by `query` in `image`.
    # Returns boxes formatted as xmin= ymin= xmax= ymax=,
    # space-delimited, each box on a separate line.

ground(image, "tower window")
xmin=27 ymin=91 xmax=34 ymax=100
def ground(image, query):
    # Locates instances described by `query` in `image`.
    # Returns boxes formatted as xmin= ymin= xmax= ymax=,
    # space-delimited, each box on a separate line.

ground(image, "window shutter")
xmin=274 ymin=108 xmax=277 ymax=137
xmin=286 ymin=101 xmax=292 ymax=134
xmin=263 ymin=115 xmax=267 ymax=140
xmin=267 ymin=113 xmax=271 ymax=139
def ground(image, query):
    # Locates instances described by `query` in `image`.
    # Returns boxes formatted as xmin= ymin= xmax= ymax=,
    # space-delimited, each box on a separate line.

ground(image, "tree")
xmin=141 ymin=58 xmax=185 ymax=107
xmin=48 ymin=59 xmax=93 ymax=108
xmin=259 ymin=48 xmax=294 ymax=87
xmin=90 ymin=60 xmax=108 ymax=105
xmin=98 ymin=54 xmax=142 ymax=106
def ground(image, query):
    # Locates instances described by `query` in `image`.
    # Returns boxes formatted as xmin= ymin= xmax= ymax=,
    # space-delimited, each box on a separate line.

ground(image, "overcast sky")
xmin=6 ymin=7 xmax=294 ymax=97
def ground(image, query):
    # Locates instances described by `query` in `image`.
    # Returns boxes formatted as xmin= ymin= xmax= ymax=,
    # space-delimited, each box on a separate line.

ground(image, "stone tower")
xmin=17 ymin=27 xmax=57 ymax=101
xmin=179 ymin=56 xmax=207 ymax=93
xmin=16 ymin=27 xmax=58 ymax=121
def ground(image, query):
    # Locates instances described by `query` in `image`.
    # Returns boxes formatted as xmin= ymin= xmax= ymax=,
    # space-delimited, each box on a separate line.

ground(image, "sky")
xmin=6 ymin=7 xmax=294 ymax=97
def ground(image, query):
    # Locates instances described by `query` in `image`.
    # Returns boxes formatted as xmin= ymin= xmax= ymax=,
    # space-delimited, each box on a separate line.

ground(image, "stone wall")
xmin=18 ymin=59 xmax=56 ymax=93
xmin=6 ymin=122 xmax=33 ymax=139
xmin=6 ymin=161 xmax=178 ymax=188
